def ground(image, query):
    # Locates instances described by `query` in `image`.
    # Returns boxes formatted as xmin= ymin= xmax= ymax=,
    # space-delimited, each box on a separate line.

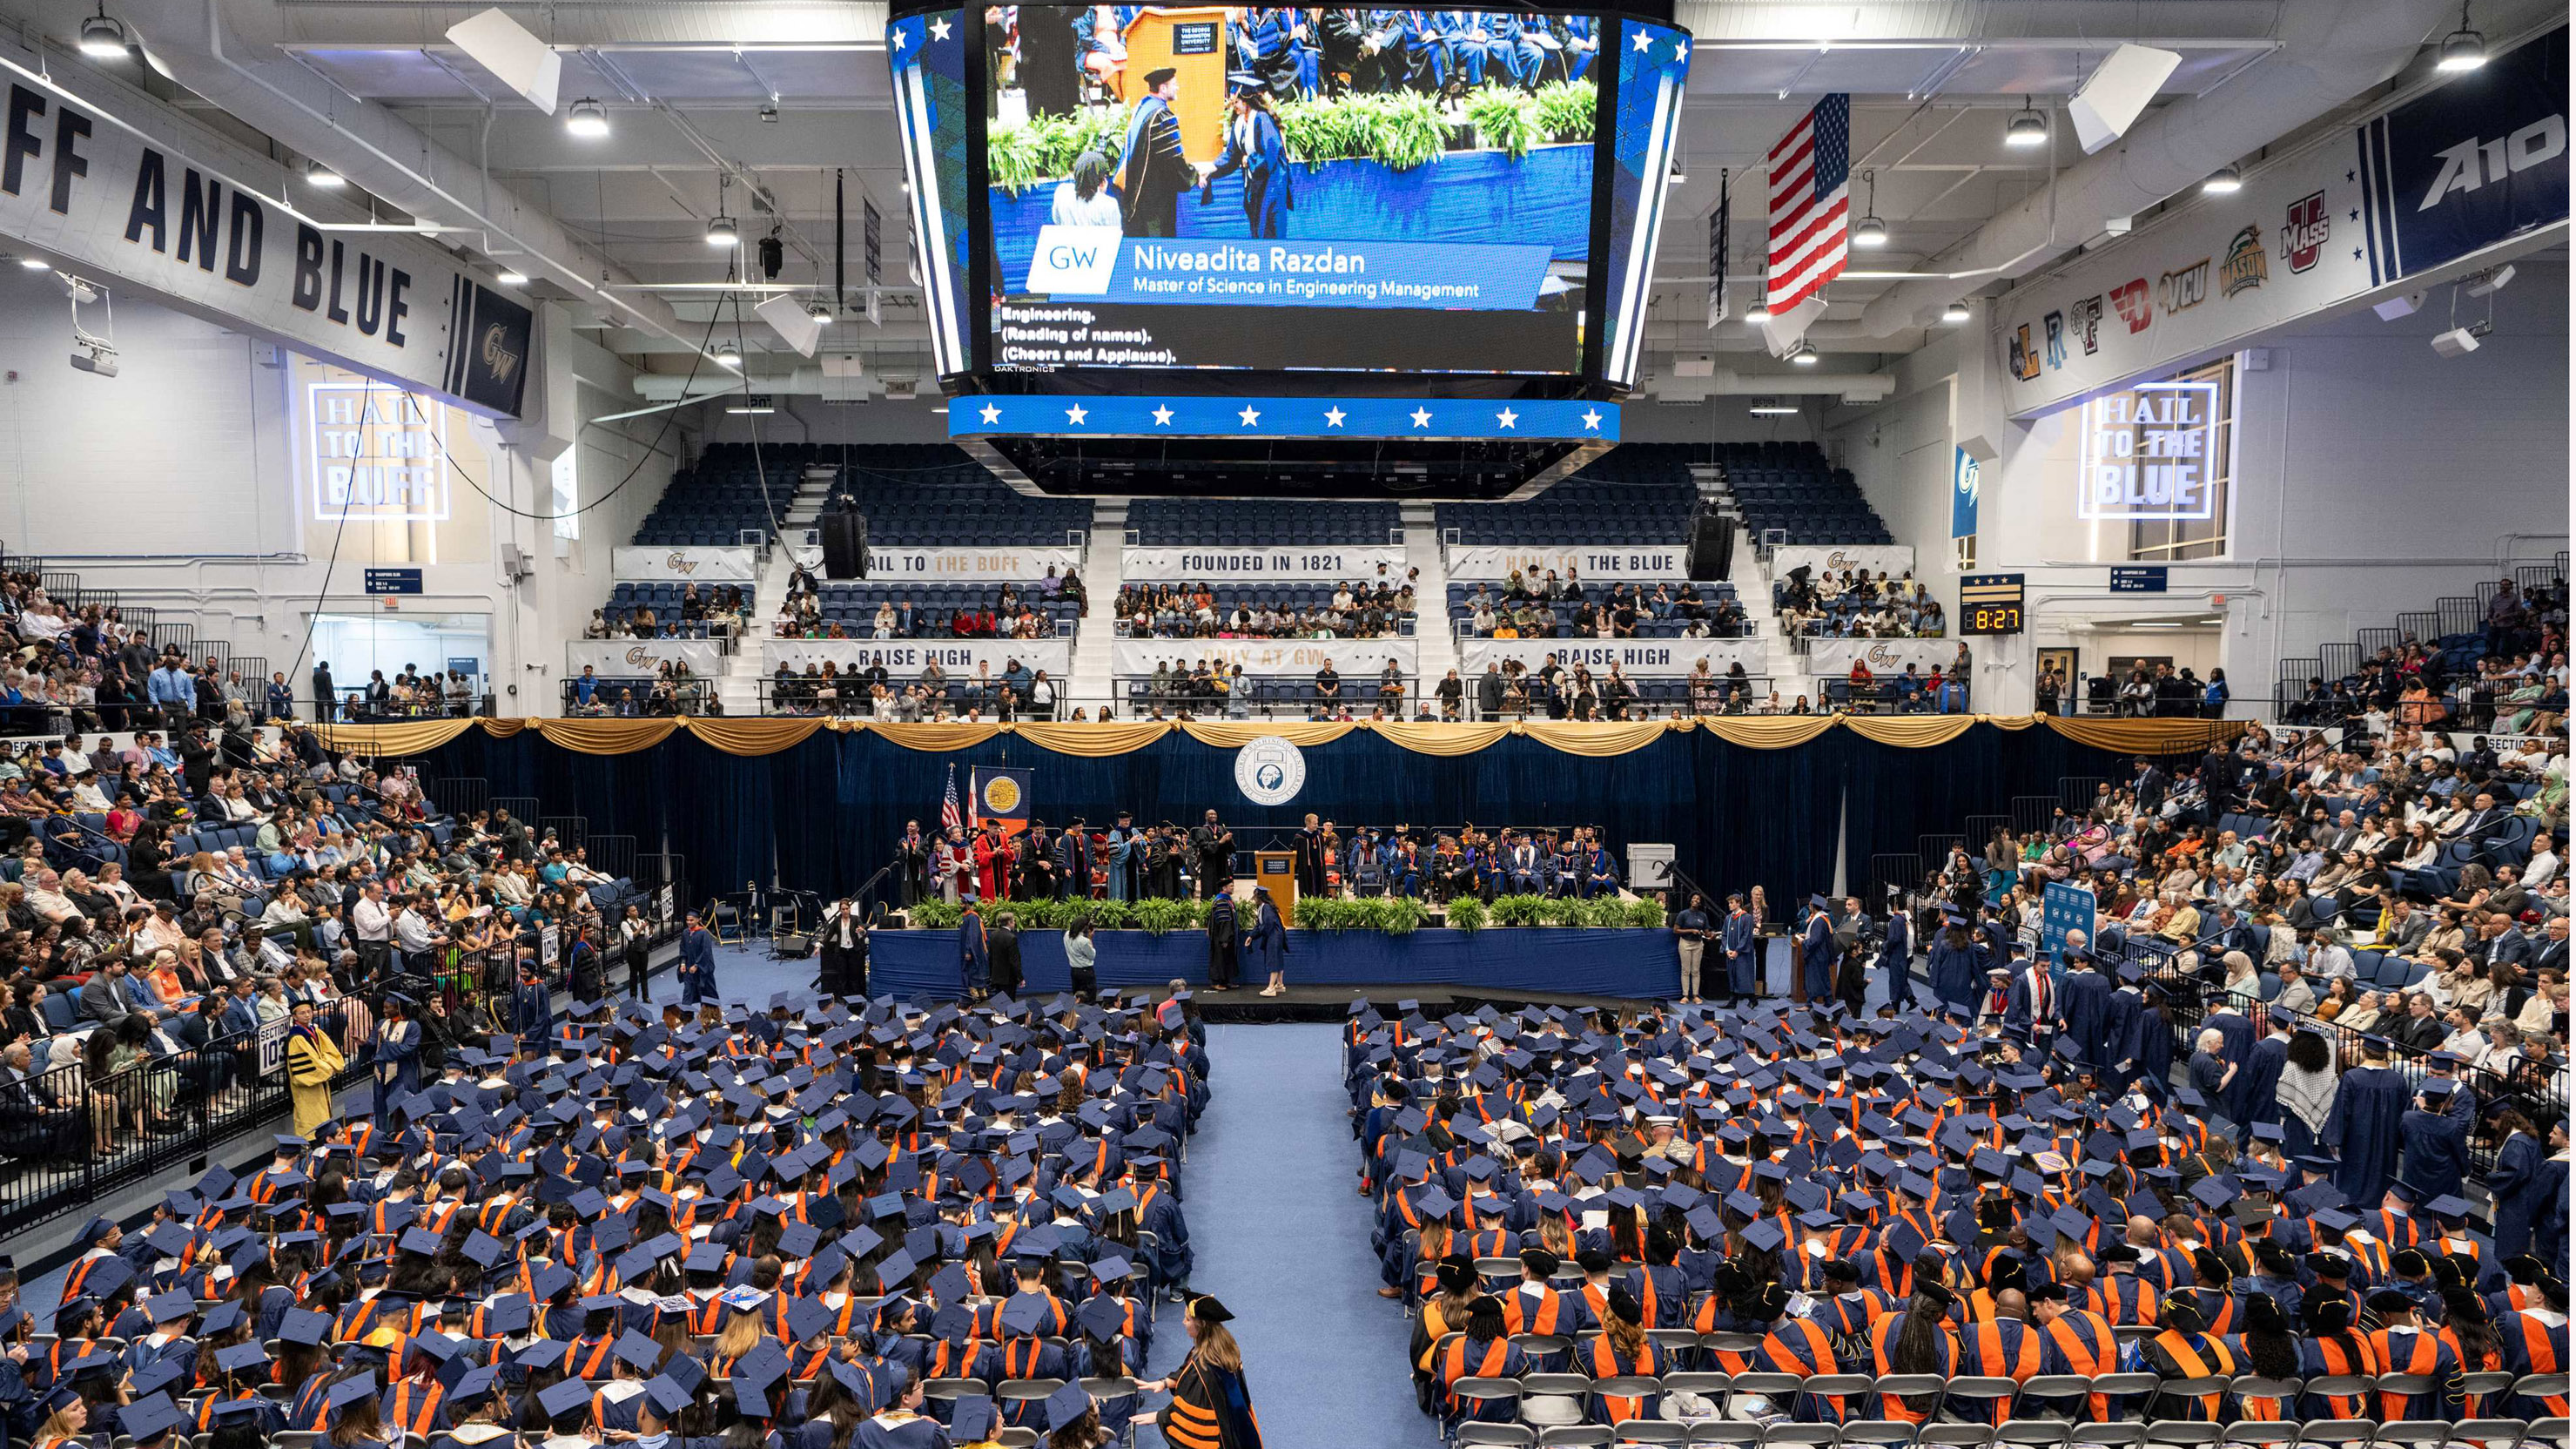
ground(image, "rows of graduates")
xmin=1339 ymin=993 xmax=2569 ymax=1434
xmin=17 ymin=984 xmax=1268 ymax=1449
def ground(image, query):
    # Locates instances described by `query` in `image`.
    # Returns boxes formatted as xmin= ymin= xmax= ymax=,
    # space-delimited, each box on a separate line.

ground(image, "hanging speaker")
xmin=1686 ymin=510 xmax=1735 ymax=581
xmin=821 ymin=509 xmax=869 ymax=578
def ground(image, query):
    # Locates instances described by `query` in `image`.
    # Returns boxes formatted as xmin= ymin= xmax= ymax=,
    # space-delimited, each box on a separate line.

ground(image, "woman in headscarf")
xmin=1143 ymin=1295 xmax=1261 ymax=1449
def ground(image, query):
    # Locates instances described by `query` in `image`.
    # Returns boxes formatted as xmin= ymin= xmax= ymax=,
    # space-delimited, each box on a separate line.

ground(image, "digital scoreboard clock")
xmin=1961 ymin=573 xmax=2027 ymax=635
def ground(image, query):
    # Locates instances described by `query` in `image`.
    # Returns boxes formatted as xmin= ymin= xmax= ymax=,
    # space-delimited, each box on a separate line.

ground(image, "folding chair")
xmin=2515 ymin=1376 xmax=2571 ymax=1407
xmin=2375 ymin=1421 xmax=2458 ymax=1449
xmin=1757 ymin=1425 xmax=1839 ymax=1449
xmin=1535 ymin=1428 xmax=1616 ymax=1449
xmin=2065 ymin=1424 xmax=2145 ymax=1449
xmin=1606 ymin=1424 xmax=1686 ymax=1446
xmin=1449 ymin=1378 xmax=1528 ymax=1443
xmin=990 ymin=1432 xmax=1038 ymax=1449
xmin=2464 ymin=1371 xmax=2522 ymax=1404
xmin=996 ymin=1379 xmax=1065 ymax=1425
xmin=1930 ymin=1377 xmax=2019 ymax=1448
xmin=1458 ymin=1425 xmax=1540 ymax=1448
xmin=1840 ymin=1412 xmax=1927 ymax=1449
xmin=2447 ymin=1419 xmax=2529 ymax=1449
xmin=1521 ymin=1372 xmax=1595 ymax=1431
xmin=2288 ymin=1422 xmax=2374 ymax=1449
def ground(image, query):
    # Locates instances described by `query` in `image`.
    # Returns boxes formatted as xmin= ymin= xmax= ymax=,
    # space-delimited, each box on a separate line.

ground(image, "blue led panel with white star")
xmin=946 ymin=396 xmax=1619 ymax=441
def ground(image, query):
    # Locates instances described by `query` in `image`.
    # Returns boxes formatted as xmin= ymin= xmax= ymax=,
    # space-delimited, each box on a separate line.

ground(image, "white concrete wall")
xmin=0 ymin=287 xmax=675 ymax=710
xmin=1827 ymin=264 xmax=2571 ymax=715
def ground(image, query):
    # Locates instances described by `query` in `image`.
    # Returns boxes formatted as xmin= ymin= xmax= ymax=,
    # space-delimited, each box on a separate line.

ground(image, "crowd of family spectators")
xmin=2283 ymin=576 xmax=2568 ymax=733
xmin=1779 ymin=567 xmax=1948 ymax=640
xmin=0 ymin=720 xmax=649 ymax=1169
xmin=586 ymin=582 xmax=755 ymax=642
xmin=1118 ymin=578 xmax=1415 ymax=640
xmin=1457 ymin=573 xmax=1749 ymax=640
xmin=765 ymin=657 xmax=1061 ymax=721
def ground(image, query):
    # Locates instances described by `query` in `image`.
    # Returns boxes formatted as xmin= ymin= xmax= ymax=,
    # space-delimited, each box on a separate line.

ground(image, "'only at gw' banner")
xmin=2041 ymin=881 xmax=2098 ymax=965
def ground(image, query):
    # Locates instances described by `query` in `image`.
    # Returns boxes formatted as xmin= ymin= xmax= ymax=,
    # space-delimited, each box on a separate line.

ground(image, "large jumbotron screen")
xmin=885 ymin=4 xmax=1690 ymax=384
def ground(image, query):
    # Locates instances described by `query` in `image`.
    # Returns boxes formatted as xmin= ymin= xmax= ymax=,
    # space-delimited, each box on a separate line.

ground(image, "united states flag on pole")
xmin=1766 ymin=93 xmax=1852 ymax=314
xmin=939 ymin=763 xmax=962 ymax=833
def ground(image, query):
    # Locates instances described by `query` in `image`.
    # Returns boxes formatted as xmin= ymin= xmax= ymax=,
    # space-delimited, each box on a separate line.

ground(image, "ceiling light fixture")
xmin=712 ymin=338 xmax=742 ymax=368
xmin=1789 ymin=341 xmax=1819 ymax=366
xmin=77 ymin=10 xmax=128 ymax=57
xmin=809 ymin=301 xmax=835 ymax=324
xmin=565 ymin=98 xmax=609 ymax=138
xmin=14 ymin=255 xmax=47 ymax=271
xmin=2005 ymin=98 xmax=2048 ymax=148
xmin=305 ymin=160 xmax=345 ymax=189
xmin=1940 ymin=300 xmax=1972 ymax=324
xmin=2202 ymin=165 xmax=2243 ymax=194
xmin=1853 ymin=170 xmax=1887 ymax=247
xmin=2438 ymin=1 xmax=2486 ymax=70
xmin=495 ymin=269 xmax=528 ymax=286
xmin=1747 ymin=399 xmax=1800 ymax=416
xmin=705 ymin=214 xmax=739 ymax=248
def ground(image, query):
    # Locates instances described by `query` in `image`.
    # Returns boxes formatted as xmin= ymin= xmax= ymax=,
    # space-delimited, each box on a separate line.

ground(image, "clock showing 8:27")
xmin=1961 ymin=574 xmax=2026 ymax=635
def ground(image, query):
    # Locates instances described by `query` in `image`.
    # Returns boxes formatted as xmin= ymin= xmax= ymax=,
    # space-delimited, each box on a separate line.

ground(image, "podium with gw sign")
xmin=1113 ymin=7 xmax=1234 ymax=161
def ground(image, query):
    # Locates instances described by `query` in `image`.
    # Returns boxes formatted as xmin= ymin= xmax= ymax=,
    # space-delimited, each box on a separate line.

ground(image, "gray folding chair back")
xmin=1535 ymin=1428 xmax=1617 ymax=1449
xmin=1457 ymin=1425 xmax=1539 ymax=1448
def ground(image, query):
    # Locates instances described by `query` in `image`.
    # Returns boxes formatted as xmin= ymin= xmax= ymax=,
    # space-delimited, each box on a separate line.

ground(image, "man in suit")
xmin=2132 ymin=756 xmax=2171 ymax=816
xmin=1117 ymin=68 xmax=1192 ymax=237
xmin=676 ymin=912 xmax=718 ymax=1006
xmin=2532 ymin=914 xmax=2570 ymax=981
xmin=987 ymin=911 xmax=1023 ymax=999
xmin=80 ymin=956 xmax=139 ymax=1028
xmin=1056 ymin=819 xmax=1093 ymax=902
xmin=2450 ymin=791 xmax=2513 ymax=862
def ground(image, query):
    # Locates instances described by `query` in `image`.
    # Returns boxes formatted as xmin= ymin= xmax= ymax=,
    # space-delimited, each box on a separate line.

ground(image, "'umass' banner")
xmin=0 ymin=48 xmax=530 ymax=416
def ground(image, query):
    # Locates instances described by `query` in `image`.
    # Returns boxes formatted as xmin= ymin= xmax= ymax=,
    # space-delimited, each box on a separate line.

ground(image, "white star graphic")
xmin=892 ymin=26 xmax=908 ymax=51
xmin=1065 ymin=404 xmax=1088 ymax=424
xmin=1151 ymin=406 xmax=1174 ymax=427
xmin=1409 ymin=407 xmax=1433 ymax=428
xmin=1238 ymin=405 xmax=1261 ymax=427
xmin=1323 ymin=406 xmax=1347 ymax=428
xmin=1633 ymin=30 xmax=1654 ymax=51
xmin=928 ymin=16 xmax=952 ymax=40
xmin=1674 ymin=37 xmax=1689 ymax=59
xmin=1580 ymin=408 xmax=1603 ymax=431
xmin=1496 ymin=407 xmax=1518 ymax=429
xmin=977 ymin=402 xmax=1001 ymax=425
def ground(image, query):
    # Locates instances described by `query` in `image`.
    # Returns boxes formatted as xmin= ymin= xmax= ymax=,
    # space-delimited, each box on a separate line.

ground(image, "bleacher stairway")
xmin=1070 ymin=499 xmax=1125 ymax=718
xmin=1402 ymin=502 xmax=1459 ymax=691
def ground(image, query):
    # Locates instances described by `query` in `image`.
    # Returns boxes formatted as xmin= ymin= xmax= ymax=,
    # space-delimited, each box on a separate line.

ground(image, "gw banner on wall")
xmin=1457 ymin=638 xmax=1764 ymax=677
xmin=1805 ymin=638 xmax=1961 ymax=679
xmin=612 ymin=547 xmax=760 ymax=582
xmin=1112 ymin=638 xmax=1417 ymax=677
xmin=1768 ymin=545 xmax=1918 ymax=582
xmin=1121 ymin=545 xmax=1405 ymax=582
xmin=789 ymin=539 xmax=1082 ymax=581
xmin=769 ymin=639 xmax=1071 ymax=677
xmin=1446 ymin=545 xmax=1689 ymax=582
xmin=0 ymin=47 xmax=530 ymax=417
xmin=565 ymin=640 xmax=726 ymax=677
xmin=1994 ymin=25 xmax=2567 ymax=418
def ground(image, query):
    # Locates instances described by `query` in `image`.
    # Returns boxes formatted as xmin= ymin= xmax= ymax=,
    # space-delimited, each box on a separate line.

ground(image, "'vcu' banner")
xmin=0 ymin=46 xmax=531 ymax=417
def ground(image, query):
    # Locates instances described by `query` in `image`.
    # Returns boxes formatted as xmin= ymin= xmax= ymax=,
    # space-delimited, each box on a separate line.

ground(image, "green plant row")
xmin=903 ymin=893 xmax=1661 ymax=933
xmin=987 ymin=107 xmax=1131 ymax=195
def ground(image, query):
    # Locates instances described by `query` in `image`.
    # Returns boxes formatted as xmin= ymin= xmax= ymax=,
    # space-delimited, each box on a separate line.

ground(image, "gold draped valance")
xmin=314 ymin=714 xmax=2242 ymax=759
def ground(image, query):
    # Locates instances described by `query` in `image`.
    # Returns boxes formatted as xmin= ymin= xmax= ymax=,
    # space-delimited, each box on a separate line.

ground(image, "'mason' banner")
xmin=0 ymin=48 xmax=530 ymax=416
xmin=1120 ymin=545 xmax=1407 ymax=582
xmin=1456 ymin=637 xmax=1765 ymax=677
xmin=1446 ymin=544 xmax=1689 ymax=581
xmin=788 ymin=536 xmax=1084 ymax=581
xmin=1112 ymin=637 xmax=1418 ymax=677
xmin=1993 ymin=25 xmax=2566 ymax=417
xmin=565 ymin=640 xmax=727 ymax=677
xmin=769 ymin=639 xmax=1071 ymax=677
xmin=612 ymin=546 xmax=759 ymax=582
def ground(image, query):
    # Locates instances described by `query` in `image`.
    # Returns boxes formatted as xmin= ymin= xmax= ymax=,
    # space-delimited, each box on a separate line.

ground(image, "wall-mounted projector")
xmin=70 ymin=342 xmax=118 ymax=376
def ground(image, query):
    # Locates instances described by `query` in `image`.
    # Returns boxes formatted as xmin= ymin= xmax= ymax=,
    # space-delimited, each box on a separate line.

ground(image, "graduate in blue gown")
xmin=2323 ymin=1035 xmax=2412 ymax=1206
xmin=1722 ymin=896 xmax=1758 ymax=1001
xmin=2057 ymin=948 xmax=2114 ymax=1071
xmin=1876 ymin=905 xmax=1913 ymax=1009
xmin=1925 ymin=909 xmax=1986 ymax=1014
xmin=1201 ymin=76 xmax=1294 ymax=239
xmin=1799 ymin=895 xmax=1834 ymax=1001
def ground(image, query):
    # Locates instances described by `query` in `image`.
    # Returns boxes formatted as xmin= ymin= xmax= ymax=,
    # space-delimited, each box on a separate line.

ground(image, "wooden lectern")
xmin=1113 ymin=6 xmax=1233 ymax=161
xmin=1253 ymin=850 xmax=1299 ymax=928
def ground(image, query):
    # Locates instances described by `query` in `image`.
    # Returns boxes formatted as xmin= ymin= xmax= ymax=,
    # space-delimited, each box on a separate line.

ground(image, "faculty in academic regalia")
xmin=1799 ymin=895 xmax=1835 ymax=1002
xmin=1119 ymin=68 xmax=1193 ymax=237
xmin=1201 ymin=75 xmax=1295 ymax=239
xmin=283 ymin=1001 xmax=344 ymax=1138
xmin=1294 ymin=814 xmax=1326 ymax=898
xmin=1106 ymin=811 xmax=1141 ymax=902
xmin=1058 ymin=818 xmax=1094 ymax=901
xmin=1146 ymin=1297 xmax=1261 ymax=1449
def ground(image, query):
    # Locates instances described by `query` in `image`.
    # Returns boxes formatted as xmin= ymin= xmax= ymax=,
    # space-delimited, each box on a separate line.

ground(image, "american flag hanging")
xmin=939 ymin=762 xmax=962 ymax=833
xmin=1767 ymin=93 xmax=1852 ymax=314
